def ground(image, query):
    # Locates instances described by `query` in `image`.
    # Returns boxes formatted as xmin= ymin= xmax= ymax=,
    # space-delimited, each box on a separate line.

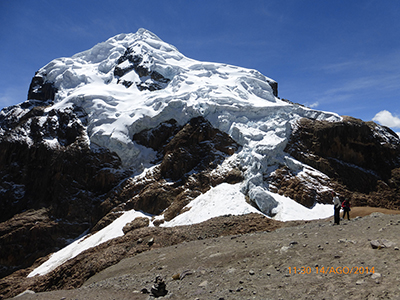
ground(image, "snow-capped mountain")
xmin=3 ymin=28 xmax=340 ymax=211
xmin=1 ymin=29 xmax=399 ymax=282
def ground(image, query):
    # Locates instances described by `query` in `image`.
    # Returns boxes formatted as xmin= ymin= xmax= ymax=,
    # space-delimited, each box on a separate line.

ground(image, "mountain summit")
xmin=0 ymin=29 xmax=399 ymax=283
xmin=27 ymin=27 xmax=288 ymax=169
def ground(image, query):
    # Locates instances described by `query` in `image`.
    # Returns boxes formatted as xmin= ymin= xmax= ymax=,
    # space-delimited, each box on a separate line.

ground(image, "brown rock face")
xmin=283 ymin=116 xmax=400 ymax=208
xmin=132 ymin=119 xmax=181 ymax=152
xmin=266 ymin=166 xmax=333 ymax=208
xmin=160 ymin=116 xmax=239 ymax=180
xmin=0 ymin=208 xmax=89 ymax=279
xmin=0 ymin=102 xmax=126 ymax=278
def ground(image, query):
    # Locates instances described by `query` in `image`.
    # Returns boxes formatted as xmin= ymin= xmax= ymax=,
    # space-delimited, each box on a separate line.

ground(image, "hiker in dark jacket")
xmin=342 ymin=198 xmax=351 ymax=220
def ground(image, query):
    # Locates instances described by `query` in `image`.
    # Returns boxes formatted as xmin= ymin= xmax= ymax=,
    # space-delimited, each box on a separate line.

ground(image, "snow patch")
xmin=161 ymin=183 xmax=262 ymax=227
xmin=27 ymin=210 xmax=151 ymax=277
xmin=271 ymin=191 xmax=333 ymax=221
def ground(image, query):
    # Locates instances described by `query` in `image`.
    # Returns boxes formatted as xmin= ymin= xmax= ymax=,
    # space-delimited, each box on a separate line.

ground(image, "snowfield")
xmin=24 ymin=28 xmax=342 ymax=277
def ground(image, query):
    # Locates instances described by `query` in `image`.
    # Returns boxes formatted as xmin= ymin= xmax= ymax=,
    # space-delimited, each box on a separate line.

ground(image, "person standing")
xmin=342 ymin=198 xmax=351 ymax=220
xmin=332 ymin=192 xmax=341 ymax=225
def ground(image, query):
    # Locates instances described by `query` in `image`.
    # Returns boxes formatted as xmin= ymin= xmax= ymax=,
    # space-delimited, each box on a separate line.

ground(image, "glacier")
xmin=25 ymin=28 xmax=340 ymax=219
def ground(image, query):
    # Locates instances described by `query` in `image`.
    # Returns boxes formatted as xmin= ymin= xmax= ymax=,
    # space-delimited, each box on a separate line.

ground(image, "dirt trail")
xmin=11 ymin=208 xmax=400 ymax=299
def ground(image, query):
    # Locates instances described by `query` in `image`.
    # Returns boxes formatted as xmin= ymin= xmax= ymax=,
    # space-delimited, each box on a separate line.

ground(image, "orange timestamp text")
xmin=288 ymin=266 xmax=375 ymax=275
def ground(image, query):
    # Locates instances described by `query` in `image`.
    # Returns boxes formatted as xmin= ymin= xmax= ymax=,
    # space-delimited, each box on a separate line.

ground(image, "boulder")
xmin=150 ymin=275 xmax=168 ymax=297
xmin=122 ymin=217 xmax=150 ymax=234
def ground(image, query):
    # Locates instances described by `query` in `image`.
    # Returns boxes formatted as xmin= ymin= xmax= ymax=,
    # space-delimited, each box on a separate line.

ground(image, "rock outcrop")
xmin=27 ymin=74 xmax=57 ymax=102
xmin=0 ymin=101 xmax=126 ymax=278
xmin=114 ymin=49 xmax=171 ymax=91
xmin=282 ymin=116 xmax=400 ymax=208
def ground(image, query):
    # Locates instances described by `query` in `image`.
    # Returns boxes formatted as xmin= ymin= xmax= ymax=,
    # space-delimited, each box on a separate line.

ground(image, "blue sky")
xmin=1 ymin=0 xmax=400 ymax=134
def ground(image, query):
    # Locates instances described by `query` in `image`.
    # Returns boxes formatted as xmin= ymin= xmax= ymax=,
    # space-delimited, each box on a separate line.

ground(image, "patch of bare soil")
xmin=7 ymin=208 xmax=400 ymax=300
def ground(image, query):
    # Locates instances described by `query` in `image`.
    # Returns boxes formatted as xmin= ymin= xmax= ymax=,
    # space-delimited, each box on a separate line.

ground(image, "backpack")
xmin=342 ymin=199 xmax=350 ymax=210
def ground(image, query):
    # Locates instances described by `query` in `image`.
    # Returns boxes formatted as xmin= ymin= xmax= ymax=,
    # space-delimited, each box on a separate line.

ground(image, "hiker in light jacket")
xmin=332 ymin=192 xmax=341 ymax=225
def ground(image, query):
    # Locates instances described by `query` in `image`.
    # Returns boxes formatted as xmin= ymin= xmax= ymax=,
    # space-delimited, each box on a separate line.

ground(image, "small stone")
xmin=371 ymin=273 xmax=381 ymax=279
xmin=381 ymin=239 xmax=394 ymax=247
xmin=280 ymin=246 xmax=290 ymax=253
xmin=148 ymin=237 xmax=154 ymax=246
xmin=249 ymin=270 xmax=255 ymax=275
xmin=356 ymin=279 xmax=365 ymax=285
xmin=370 ymin=240 xmax=381 ymax=249
xmin=198 ymin=280 xmax=208 ymax=287
xmin=370 ymin=239 xmax=394 ymax=249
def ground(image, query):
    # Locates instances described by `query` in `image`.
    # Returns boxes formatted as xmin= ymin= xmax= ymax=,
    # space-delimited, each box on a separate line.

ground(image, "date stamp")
xmin=288 ymin=266 xmax=375 ymax=275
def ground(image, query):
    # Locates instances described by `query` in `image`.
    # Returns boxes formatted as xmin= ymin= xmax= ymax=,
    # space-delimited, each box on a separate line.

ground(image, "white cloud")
xmin=304 ymin=101 xmax=319 ymax=108
xmin=309 ymin=101 xmax=319 ymax=108
xmin=372 ymin=110 xmax=400 ymax=128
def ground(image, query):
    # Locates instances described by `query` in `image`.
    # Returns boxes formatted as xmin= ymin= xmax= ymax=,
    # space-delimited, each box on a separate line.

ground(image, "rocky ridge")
xmin=282 ymin=116 xmax=400 ymax=209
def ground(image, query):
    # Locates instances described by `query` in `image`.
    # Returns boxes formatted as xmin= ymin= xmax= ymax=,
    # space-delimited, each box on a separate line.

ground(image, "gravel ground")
xmin=12 ymin=208 xmax=400 ymax=300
